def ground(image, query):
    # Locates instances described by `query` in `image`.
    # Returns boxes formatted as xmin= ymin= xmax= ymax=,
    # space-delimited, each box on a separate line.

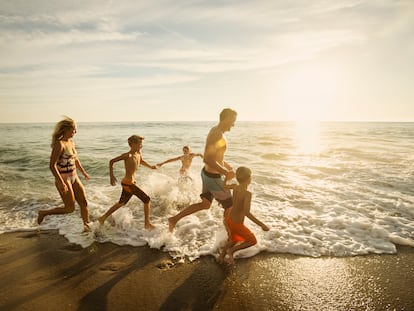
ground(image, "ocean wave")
xmin=260 ymin=153 xmax=288 ymax=161
xmin=1 ymin=122 xmax=413 ymax=260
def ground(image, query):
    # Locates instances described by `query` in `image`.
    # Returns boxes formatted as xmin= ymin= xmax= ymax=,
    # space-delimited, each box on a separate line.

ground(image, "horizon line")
xmin=1 ymin=120 xmax=414 ymax=124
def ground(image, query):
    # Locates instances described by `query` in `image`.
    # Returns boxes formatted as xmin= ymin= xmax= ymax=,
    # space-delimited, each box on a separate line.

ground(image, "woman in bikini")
xmin=37 ymin=116 xmax=90 ymax=231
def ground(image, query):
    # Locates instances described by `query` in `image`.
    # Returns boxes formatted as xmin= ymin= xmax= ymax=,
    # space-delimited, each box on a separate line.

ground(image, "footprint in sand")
xmin=0 ymin=246 xmax=11 ymax=254
xmin=156 ymin=259 xmax=176 ymax=270
xmin=61 ymin=244 xmax=83 ymax=252
xmin=99 ymin=262 xmax=125 ymax=272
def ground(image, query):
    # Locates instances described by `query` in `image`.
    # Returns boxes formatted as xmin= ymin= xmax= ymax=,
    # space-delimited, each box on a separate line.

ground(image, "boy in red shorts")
xmin=218 ymin=166 xmax=269 ymax=265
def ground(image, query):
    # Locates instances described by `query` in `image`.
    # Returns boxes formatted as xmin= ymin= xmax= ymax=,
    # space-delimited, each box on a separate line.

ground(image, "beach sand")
xmin=0 ymin=231 xmax=413 ymax=311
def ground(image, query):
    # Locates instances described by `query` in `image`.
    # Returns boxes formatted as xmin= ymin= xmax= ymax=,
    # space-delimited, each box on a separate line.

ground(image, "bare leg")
xmin=80 ymin=206 xmax=90 ymax=232
xmin=168 ymin=198 xmax=211 ymax=232
xmin=143 ymin=202 xmax=155 ymax=230
xmin=98 ymin=202 xmax=125 ymax=225
xmin=73 ymin=179 xmax=90 ymax=231
xmin=226 ymin=241 xmax=256 ymax=265
xmin=225 ymin=248 xmax=235 ymax=265
xmin=218 ymin=210 xmax=233 ymax=263
xmin=223 ymin=207 xmax=232 ymax=240
xmin=37 ymin=210 xmax=47 ymax=225
xmin=38 ymin=180 xmax=75 ymax=224
xmin=218 ymin=240 xmax=236 ymax=264
xmin=37 ymin=205 xmax=75 ymax=224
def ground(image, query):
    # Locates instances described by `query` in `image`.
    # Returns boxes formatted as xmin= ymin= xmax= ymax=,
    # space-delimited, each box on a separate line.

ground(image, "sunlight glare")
xmin=280 ymin=64 xmax=342 ymax=122
xmin=293 ymin=121 xmax=322 ymax=154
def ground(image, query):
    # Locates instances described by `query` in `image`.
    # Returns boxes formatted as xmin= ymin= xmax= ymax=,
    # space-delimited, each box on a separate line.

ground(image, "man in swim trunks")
xmin=98 ymin=135 xmax=157 ymax=230
xmin=168 ymin=108 xmax=238 ymax=231
xmin=218 ymin=166 xmax=269 ymax=265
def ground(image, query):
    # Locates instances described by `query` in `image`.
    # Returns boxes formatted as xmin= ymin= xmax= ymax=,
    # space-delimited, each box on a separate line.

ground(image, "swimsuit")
xmin=226 ymin=217 xmax=257 ymax=244
xmin=58 ymin=147 xmax=77 ymax=184
xmin=118 ymin=179 xmax=150 ymax=204
xmin=60 ymin=171 xmax=78 ymax=185
xmin=200 ymin=167 xmax=233 ymax=209
xmin=57 ymin=146 xmax=76 ymax=174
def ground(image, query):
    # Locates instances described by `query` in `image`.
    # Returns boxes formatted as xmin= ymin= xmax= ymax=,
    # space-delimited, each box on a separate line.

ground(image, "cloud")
xmin=1 ymin=0 xmax=413 ymax=122
xmin=0 ymin=0 xmax=372 ymax=115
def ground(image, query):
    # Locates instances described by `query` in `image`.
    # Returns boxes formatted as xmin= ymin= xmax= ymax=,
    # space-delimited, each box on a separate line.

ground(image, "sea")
xmin=0 ymin=121 xmax=413 ymax=261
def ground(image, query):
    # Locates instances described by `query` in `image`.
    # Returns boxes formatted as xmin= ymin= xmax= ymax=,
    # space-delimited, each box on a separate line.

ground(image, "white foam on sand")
xmin=4 ymin=170 xmax=414 ymax=261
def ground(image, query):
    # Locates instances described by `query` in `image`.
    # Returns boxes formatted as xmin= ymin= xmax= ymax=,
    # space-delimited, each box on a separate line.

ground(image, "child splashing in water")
xmin=157 ymin=146 xmax=203 ymax=179
xmin=98 ymin=135 xmax=157 ymax=230
xmin=219 ymin=166 xmax=269 ymax=265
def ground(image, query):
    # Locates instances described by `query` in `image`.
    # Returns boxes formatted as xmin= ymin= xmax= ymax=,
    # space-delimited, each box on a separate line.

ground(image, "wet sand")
xmin=0 ymin=230 xmax=413 ymax=311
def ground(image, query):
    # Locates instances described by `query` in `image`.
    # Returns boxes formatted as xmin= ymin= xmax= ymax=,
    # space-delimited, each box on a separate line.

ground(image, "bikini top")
xmin=57 ymin=146 xmax=76 ymax=174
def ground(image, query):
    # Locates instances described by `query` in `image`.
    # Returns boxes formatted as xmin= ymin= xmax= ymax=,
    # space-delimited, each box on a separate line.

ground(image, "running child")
xmin=218 ymin=166 xmax=269 ymax=265
xmin=157 ymin=145 xmax=203 ymax=178
xmin=98 ymin=135 xmax=157 ymax=229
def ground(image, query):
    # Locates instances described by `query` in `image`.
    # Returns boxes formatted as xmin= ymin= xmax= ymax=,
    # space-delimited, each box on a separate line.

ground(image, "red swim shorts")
xmin=226 ymin=217 xmax=257 ymax=245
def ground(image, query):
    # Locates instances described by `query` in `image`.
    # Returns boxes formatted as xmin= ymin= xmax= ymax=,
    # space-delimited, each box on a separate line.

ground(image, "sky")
xmin=1 ymin=0 xmax=413 ymax=123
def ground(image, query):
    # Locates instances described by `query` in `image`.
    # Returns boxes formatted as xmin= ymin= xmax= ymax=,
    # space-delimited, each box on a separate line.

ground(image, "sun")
xmin=279 ymin=63 xmax=343 ymax=122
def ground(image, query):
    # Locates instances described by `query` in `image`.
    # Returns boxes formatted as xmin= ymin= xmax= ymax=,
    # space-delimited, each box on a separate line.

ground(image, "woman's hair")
xmin=51 ymin=116 xmax=76 ymax=148
xmin=236 ymin=166 xmax=252 ymax=183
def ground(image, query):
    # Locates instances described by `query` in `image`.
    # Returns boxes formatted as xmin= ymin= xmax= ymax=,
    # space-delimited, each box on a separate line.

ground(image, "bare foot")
xmin=108 ymin=217 xmax=116 ymax=227
xmin=98 ymin=216 xmax=105 ymax=226
xmin=145 ymin=223 xmax=156 ymax=230
xmin=168 ymin=217 xmax=177 ymax=232
xmin=225 ymin=249 xmax=235 ymax=265
xmin=217 ymin=253 xmax=226 ymax=264
xmin=83 ymin=223 xmax=91 ymax=232
xmin=37 ymin=211 xmax=45 ymax=225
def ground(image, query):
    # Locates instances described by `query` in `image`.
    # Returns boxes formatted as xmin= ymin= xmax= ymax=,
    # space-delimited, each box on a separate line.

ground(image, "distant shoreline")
xmin=1 ymin=120 xmax=414 ymax=125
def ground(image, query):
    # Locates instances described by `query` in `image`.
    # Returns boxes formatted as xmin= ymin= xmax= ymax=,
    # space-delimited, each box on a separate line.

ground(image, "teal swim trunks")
xmin=200 ymin=167 xmax=233 ymax=209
